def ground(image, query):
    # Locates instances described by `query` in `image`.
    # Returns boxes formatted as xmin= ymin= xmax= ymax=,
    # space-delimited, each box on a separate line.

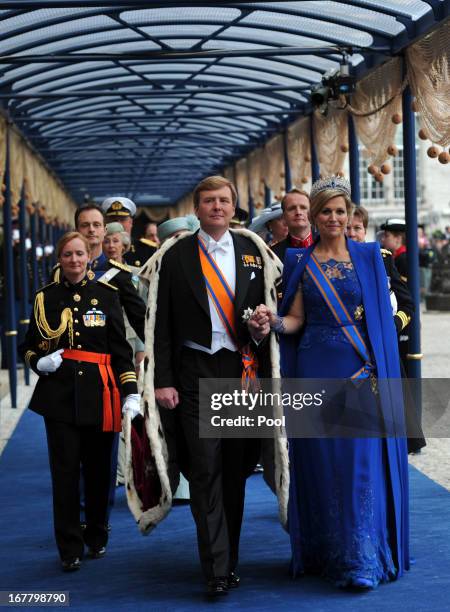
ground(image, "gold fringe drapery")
xmin=248 ymin=147 xmax=264 ymax=209
xmin=406 ymin=21 xmax=450 ymax=148
xmin=0 ymin=117 xmax=7 ymax=206
xmin=348 ymin=57 xmax=404 ymax=167
xmin=313 ymin=107 xmax=348 ymax=177
xmin=223 ymin=165 xmax=235 ymax=184
xmin=1 ymin=122 xmax=77 ymax=224
xmin=173 ymin=193 xmax=194 ymax=217
xmin=262 ymin=134 xmax=284 ymax=199
xmin=287 ymin=117 xmax=311 ymax=188
xmin=10 ymin=129 xmax=25 ymax=207
xmin=235 ymin=157 xmax=249 ymax=211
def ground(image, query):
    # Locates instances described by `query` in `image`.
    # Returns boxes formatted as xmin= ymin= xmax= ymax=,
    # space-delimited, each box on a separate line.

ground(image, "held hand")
xmin=155 ymin=387 xmax=179 ymax=410
xmin=122 ymin=393 xmax=141 ymax=420
xmin=247 ymin=304 xmax=273 ymax=341
xmin=255 ymin=304 xmax=278 ymax=327
xmin=36 ymin=348 xmax=64 ymax=374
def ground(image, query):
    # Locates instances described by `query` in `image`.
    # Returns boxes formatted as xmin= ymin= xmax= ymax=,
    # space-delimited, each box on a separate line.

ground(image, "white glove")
xmin=36 ymin=349 xmax=64 ymax=374
xmin=122 ymin=393 xmax=141 ymax=420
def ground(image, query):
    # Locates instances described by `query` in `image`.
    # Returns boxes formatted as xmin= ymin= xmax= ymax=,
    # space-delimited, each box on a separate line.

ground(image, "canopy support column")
xmin=18 ymin=189 xmax=30 ymax=386
xmin=310 ymin=116 xmax=319 ymax=183
xmin=283 ymin=129 xmax=292 ymax=192
xmin=348 ymin=114 xmax=360 ymax=205
xmin=30 ymin=208 xmax=39 ymax=295
xmin=264 ymin=184 xmax=271 ymax=208
xmin=2 ymin=124 xmax=18 ymax=407
xmin=402 ymin=85 xmax=421 ymax=381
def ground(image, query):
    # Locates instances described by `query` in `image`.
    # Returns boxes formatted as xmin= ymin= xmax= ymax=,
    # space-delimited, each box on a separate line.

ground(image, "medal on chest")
xmin=83 ymin=308 xmax=106 ymax=327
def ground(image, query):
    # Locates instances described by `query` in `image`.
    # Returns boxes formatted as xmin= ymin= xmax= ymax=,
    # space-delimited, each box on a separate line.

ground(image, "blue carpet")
xmin=0 ymin=410 xmax=449 ymax=611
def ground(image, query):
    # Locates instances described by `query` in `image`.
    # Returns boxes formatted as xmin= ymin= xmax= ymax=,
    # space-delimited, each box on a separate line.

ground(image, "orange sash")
xmin=198 ymin=238 xmax=258 ymax=390
xmin=63 ymin=349 xmax=121 ymax=432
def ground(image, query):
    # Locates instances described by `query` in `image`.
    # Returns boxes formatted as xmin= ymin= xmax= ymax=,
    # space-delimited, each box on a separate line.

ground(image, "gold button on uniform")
xmin=75 ymin=332 xmax=80 ymax=336
xmin=77 ymin=345 xmax=82 ymax=349
xmin=74 ymin=307 xmax=79 ymax=312
xmin=74 ymin=319 xmax=79 ymax=323
xmin=78 ymin=371 xmax=83 ymax=376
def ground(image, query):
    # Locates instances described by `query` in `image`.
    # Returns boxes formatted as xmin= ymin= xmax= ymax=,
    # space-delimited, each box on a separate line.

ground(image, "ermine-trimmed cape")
xmin=124 ymin=228 xmax=289 ymax=534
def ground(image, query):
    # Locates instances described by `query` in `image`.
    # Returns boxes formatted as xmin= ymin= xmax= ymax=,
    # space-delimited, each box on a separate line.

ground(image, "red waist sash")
xmin=63 ymin=349 xmax=121 ymax=432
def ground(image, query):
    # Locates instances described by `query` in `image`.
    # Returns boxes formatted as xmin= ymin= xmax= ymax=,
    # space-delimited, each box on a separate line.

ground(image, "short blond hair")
xmin=56 ymin=231 xmax=90 ymax=259
xmin=310 ymin=188 xmax=353 ymax=225
xmin=281 ymin=188 xmax=310 ymax=212
xmin=193 ymin=175 xmax=238 ymax=208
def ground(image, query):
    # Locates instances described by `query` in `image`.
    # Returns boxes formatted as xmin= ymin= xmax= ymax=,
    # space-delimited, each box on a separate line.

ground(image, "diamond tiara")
xmin=310 ymin=175 xmax=352 ymax=200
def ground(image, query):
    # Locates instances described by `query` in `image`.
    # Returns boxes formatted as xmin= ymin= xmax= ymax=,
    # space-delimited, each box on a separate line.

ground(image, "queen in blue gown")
xmin=265 ymin=178 xmax=409 ymax=589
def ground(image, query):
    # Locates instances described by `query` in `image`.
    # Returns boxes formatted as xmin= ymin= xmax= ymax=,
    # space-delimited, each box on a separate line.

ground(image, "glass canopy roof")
xmin=0 ymin=0 xmax=447 ymax=205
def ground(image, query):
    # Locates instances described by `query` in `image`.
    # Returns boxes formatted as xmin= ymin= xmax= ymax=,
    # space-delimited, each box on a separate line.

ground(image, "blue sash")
xmin=306 ymin=254 xmax=374 ymax=381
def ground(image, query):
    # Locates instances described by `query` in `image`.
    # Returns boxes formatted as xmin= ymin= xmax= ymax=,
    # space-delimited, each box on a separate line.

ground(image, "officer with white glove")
xmin=122 ymin=393 xmax=141 ymax=420
xmin=37 ymin=349 xmax=64 ymax=374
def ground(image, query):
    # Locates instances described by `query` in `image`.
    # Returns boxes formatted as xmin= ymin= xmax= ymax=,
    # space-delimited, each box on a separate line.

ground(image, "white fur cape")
xmin=124 ymin=228 xmax=290 ymax=534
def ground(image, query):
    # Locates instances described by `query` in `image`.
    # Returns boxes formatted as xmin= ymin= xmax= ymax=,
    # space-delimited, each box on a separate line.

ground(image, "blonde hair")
xmin=281 ymin=188 xmax=310 ymax=212
xmin=56 ymin=232 xmax=90 ymax=260
xmin=310 ymin=188 xmax=352 ymax=225
xmin=193 ymin=175 xmax=238 ymax=207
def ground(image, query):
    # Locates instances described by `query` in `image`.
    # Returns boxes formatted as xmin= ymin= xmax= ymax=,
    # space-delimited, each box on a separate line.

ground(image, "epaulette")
xmin=380 ymin=248 xmax=392 ymax=257
xmin=52 ymin=263 xmax=61 ymax=283
xmin=140 ymin=238 xmax=158 ymax=248
xmin=98 ymin=279 xmax=119 ymax=291
xmin=37 ymin=281 xmax=56 ymax=292
xmin=109 ymin=259 xmax=131 ymax=273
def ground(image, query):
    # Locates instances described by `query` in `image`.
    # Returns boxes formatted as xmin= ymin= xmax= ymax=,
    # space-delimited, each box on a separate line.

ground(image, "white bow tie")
xmin=208 ymin=238 xmax=231 ymax=254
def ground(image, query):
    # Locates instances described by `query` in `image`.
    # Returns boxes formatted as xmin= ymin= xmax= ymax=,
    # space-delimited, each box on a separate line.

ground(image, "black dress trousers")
xmin=177 ymin=346 xmax=257 ymax=581
xmin=44 ymin=419 xmax=114 ymax=561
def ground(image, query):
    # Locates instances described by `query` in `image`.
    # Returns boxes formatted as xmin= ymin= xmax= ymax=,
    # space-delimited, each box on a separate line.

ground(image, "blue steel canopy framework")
xmin=0 ymin=1 xmax=448 ymax=205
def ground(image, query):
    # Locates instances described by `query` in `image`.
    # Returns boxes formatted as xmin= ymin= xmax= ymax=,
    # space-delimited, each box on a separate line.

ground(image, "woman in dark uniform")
xmin=20 ymin=232 xmax=140 ymax=572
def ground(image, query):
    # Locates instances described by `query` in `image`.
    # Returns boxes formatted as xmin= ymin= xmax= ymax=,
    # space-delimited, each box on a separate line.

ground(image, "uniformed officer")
xmin=20 ymin=232 xmax=140 ymax=572
xmin=52 ymin=204 xmax=146 ymax=343
xmin=101 ymin=197 xmax=157 ymax=266
xmin=380 ymin=218 xmax=408 ymax=280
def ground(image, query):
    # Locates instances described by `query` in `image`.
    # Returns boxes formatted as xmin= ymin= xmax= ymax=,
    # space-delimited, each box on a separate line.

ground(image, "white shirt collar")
xmin=199 ymin=228 xmax=231 ymax=245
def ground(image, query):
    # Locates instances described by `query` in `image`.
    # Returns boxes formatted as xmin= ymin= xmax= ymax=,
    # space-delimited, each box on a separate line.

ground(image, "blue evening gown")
xmin=288 ymin=259 xmax=398 ymax=588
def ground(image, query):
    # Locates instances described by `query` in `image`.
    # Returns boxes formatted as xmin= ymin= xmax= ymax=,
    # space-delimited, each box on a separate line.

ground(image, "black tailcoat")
xmin=154 ymin=231 xmax=270 ymax=389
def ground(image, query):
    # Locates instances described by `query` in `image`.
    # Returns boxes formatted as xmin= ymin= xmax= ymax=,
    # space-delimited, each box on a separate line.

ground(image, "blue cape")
xmin=280 ymin=238 xmax=409 ymax=575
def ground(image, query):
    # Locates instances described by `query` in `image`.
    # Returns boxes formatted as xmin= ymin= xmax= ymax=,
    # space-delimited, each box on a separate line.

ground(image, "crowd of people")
xmin=17 ymin=174 xmax=428 ymax=597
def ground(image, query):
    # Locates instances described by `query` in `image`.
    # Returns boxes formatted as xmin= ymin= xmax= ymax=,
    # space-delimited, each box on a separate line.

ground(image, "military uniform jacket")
xmin=20 ymin=276 xmax=138 ymax=427
xmin=381 ymin=249 xmax=414 ymax=334
xmin=53 ymin=260 xmax=146 ymax=343
xmin=154 ymin=230 xmax=271 ymax=389
xmin=124 ymin=238 xmax=157 ymax=267
xmin=99 ymin=260 xmax=146 ymax=343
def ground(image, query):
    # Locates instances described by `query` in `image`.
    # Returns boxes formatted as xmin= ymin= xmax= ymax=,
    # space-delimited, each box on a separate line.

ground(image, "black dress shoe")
xmin=87 ymin=546 xmax=106 ymax=559
xmin=228 ymin=571 xmax=240 ymax=588
xmin=206 ymin=578 xmax=229 ymax=597
xmin=61 ymin=557 xmax=81 ymax=572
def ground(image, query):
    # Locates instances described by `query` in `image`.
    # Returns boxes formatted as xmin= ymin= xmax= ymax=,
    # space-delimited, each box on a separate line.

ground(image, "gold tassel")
xmin=34 ymin=292 xmax=74 ymax=348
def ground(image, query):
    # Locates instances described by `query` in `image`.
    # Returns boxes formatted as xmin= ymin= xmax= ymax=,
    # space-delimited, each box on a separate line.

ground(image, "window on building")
xmin=359 ymin=157 xmax=385 ymax=202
